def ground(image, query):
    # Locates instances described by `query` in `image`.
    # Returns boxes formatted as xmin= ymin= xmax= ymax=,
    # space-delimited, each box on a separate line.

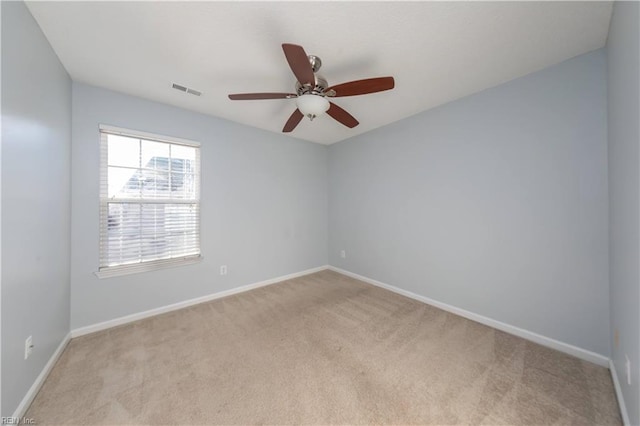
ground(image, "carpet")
xmin=26 ymin=270 xmax=622 ymax=424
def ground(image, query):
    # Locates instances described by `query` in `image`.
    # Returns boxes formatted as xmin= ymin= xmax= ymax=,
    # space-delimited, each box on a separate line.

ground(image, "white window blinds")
xmin=98 ymin=125 xmax=201 ymax=276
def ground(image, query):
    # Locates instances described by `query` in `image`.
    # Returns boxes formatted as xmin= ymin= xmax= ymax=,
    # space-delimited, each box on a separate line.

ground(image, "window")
xmin=97 ymin=125 xmax=201 ymax=278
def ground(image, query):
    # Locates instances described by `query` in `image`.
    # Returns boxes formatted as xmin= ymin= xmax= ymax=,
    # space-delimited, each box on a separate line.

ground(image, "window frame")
xmin=95 ymin=124 xmax=202 ymax=279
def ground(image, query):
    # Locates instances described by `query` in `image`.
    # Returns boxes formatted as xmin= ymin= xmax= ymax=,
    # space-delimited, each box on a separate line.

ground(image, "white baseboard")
xmin=12 ymin=332 xmax=71 ymax=419
xmin=328 ymin=266 xmax=610 ymax=367
xmin=71 ymin=265 xmax=329 ymax=338
xmin=610 ymin=359 xmax=631 ymax=426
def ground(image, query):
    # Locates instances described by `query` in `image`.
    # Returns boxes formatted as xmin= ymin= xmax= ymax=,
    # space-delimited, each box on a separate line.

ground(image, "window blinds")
xmin=99 ymin=126 xmax=201 ymax=273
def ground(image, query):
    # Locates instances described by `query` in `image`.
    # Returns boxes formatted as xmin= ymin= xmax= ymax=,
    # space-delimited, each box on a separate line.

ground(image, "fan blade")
xmin=282 ymin=44 xmax=315 ymax=87
xmin=283 ymin=109 xmax=304 ymax=133
xmin=327 ymin=102 xmax=359 ymax=128
xmin=229 ymin=93 xmax=296 ymax=100
xmin=326 ymin=77 xmax=395 ymax=97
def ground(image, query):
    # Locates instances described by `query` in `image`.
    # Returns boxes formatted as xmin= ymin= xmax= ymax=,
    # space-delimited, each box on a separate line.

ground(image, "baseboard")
xmin=71 ymin=265 xmax=329 ymax=338
xmin=12 ymin=332 xmax=71 ymax=419
xmin=328 ymin=266 xmax=609 ymax=367
xmin=610 ymin=359 xmax=631 ymax=425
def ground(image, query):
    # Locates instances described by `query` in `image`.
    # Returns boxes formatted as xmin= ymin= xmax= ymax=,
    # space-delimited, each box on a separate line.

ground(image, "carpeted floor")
xmin=27 ymin=270 xmax=621 ymax=425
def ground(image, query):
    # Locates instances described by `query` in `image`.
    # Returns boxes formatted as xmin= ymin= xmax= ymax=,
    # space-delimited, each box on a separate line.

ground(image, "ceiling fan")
xmin=228 ymin=43 xmax=395 ymax=133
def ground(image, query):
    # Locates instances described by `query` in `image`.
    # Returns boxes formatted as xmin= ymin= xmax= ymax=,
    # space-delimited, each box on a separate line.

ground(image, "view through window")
xmin=99 ymin=126 xmax=201 ymax=274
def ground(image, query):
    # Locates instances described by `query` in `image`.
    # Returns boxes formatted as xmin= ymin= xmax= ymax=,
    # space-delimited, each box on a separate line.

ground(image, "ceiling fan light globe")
xmin=296 ymin=94 xmax=330 ymax=120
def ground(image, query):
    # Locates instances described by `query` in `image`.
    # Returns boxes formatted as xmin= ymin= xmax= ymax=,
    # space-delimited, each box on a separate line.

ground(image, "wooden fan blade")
xmin=228 ymin=93 xmax=296 ymax=100
xmin=327 ymin=102 xmax=359 ymax=128
xmin=326 ymin=77 xmax=395 ymax=97
xmin=283 ymin=109 xmax=304 ymax=133
xmin=282 ymin=43 xmax=315 ymax=86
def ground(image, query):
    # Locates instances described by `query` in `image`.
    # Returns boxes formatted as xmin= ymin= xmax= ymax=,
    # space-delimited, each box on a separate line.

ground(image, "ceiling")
xmin=26 ymin=1 xmax=613 ymax=145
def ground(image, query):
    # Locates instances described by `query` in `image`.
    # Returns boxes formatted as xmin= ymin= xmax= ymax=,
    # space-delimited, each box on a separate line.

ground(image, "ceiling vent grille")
xmin=172 ymin=83 xmax=202 ymax=97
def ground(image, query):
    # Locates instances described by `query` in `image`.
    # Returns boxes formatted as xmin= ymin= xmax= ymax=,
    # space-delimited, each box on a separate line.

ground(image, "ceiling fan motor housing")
xmin=295 ymin=75 xmax=329 ymax=96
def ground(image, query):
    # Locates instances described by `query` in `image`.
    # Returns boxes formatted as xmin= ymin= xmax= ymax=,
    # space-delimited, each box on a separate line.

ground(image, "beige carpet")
xmin=27 ymin=270 xmax=621 ymax=425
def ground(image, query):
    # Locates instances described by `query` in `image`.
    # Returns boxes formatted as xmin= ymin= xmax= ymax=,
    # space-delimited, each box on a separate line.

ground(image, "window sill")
xmin=94 ymin=255 xmax=203 ymax=279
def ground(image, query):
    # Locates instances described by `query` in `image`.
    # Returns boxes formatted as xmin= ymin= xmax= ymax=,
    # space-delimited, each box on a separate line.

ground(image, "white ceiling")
xmin=26 ymin=1 xmax=612 ymax=145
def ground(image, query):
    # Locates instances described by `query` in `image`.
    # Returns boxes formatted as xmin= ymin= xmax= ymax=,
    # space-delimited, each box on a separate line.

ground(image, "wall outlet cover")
xmin=625 ymin=354 xmax=631 ymax=385
xmin=25 ymin=335 xmax=33 ymax=360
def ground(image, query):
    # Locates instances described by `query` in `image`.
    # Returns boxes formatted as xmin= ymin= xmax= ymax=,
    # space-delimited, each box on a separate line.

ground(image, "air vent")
xmin=172 ymin=83 xmax=187 ymax=92
xmin=172 ymin=83 xmax=202 ymax=97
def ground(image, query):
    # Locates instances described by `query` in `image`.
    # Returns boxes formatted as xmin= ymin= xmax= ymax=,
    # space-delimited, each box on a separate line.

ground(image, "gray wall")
xmin=607 ymin=1 xmax=640 ymax=424
xmin=1 ymin=1 xmax=71 ymax=416
xmin=70 ymin=83 xmax=328 ymax=329
xmin=328 ymin=50 xmax=610 ymax=356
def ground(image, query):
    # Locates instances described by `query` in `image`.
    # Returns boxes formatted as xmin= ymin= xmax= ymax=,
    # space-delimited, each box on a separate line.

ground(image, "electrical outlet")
xmin=625 ymin=354 xmax=631 ymax=385
xmin=220 ymin=265 xmax=227 ymax=276
xmin=25 ymin=336 xmax=33 ymax=360
xmin=340 ymin=250 xmax=346 ymax=259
